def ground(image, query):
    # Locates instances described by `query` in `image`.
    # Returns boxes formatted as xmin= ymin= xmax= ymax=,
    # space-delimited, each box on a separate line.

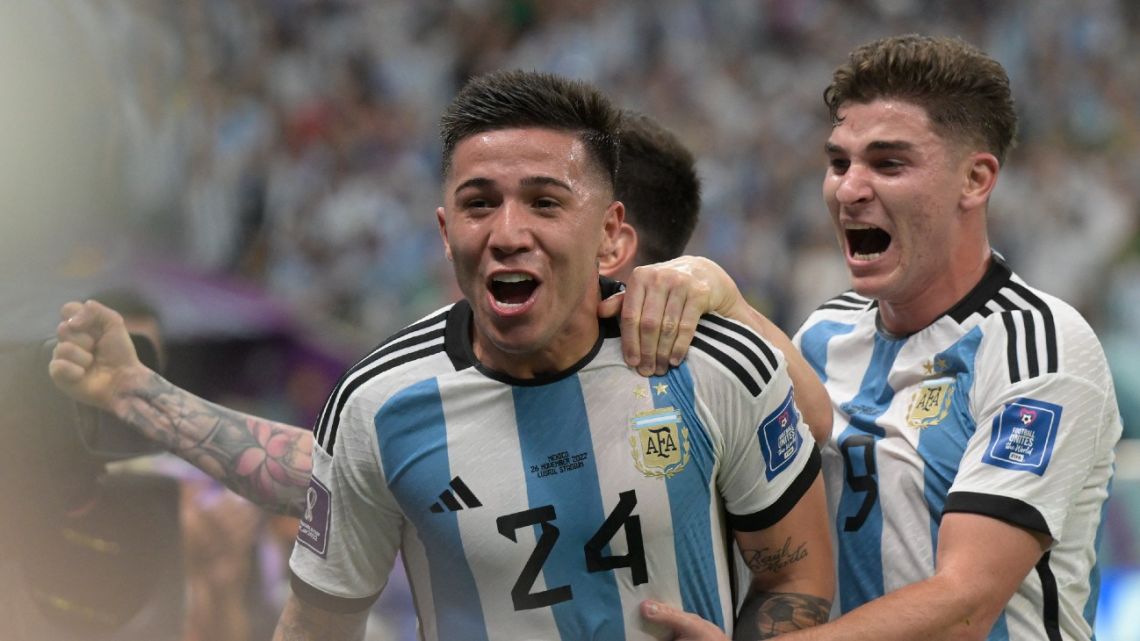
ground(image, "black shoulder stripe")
xmin=992 ymin=292 xmax=1017 ymax=312
xmin=314 ymin=326 xmax=446 ymax=446
xmin=995 ymin=284 xmax=1058 ymax=384
xmin=815 ymin=290 xmax=872 ymax=313
xmin=319 ymin=342 xmax=446 ymax=454
xmin=385 ymin=308 xmax=451 ymax=345
xmin=700 ymin=315 xmax=778 ymax=374
xmin=820 ymin=298 xmax=861 ymax=310
xmin=1001 ymin=311 xmax=1022 ymax=383
xmin=694 ymin=324 xmax=773 ymax=386
xmin=316 ymin=307 xmax=453 ymax=449
xmin=1022 ymin=310 xmax=1040 ymax=379
xmin=1007 ymin=282 xmax=1058 ymax=374
xmin=313 ymin=308 xmax=450 ymax=442
xmin=690 ymin=335 xmax=761 ymax=397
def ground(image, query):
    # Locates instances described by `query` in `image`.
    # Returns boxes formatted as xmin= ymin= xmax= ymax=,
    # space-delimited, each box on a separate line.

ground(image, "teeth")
xmin=493 ymin=273 xmax=533 ymax=283
xmin=852 ymin=251 xmax=883 ymax=261
xmin=846 ymin=223 xmax=877 ymax=230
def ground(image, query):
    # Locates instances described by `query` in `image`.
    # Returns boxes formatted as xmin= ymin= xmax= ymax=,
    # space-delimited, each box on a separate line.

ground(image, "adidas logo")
xmin=429 ymin=476 xmax=483 ymax=513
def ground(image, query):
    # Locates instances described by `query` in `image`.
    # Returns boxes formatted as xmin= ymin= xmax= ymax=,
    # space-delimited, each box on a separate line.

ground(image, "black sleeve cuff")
xmin=290 ymin=571 xmax=381 ymax=614
xmin=943 ymin=491 xmax=1052 ymax=538
xmin=728 ymin=445 xmax=821 ymax=532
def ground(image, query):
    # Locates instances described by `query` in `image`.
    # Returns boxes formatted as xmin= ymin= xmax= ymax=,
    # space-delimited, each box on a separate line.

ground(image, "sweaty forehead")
xmin=447 ymin=128 xmax=609 ymax=192
xmin=828 ymin=100 xmax=939 ymax=150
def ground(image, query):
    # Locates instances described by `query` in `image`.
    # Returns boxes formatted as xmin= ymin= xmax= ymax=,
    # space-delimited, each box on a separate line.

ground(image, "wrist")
xmin=107 ymin=363 xmax=160 ymax=419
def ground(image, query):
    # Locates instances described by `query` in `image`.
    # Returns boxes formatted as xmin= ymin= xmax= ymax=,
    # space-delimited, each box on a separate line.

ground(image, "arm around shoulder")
xmin=615 ymin=256 xmax=833 ymax=443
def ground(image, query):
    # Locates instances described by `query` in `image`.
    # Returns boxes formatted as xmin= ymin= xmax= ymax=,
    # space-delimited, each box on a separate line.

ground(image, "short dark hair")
xmin=824 ymin=34 xmax=1018 ymax=164
xmin=440 ymin=70 xmax=621 ymax=187
xmin=616 ymin=110 xmax=701 ymax=264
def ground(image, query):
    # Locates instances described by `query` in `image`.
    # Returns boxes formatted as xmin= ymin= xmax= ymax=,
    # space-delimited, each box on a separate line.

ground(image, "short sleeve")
xmin=697 ymin=349 xmax=821 ymax=533
xmin=288 ymin=404 xmax=405 ymax=612
xmin=945 ymin=308 xmax=1121 ymax=542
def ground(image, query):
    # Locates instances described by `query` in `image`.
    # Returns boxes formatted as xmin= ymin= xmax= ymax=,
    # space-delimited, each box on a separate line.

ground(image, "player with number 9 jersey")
xmin=289 ymin=299 xmax=820 ymax=641
xmin=797 ymin=256 xmax=1121 ymax=641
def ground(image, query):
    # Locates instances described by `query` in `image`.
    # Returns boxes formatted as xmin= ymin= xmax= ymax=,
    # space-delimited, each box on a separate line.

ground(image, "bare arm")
xmin=645 ymin=511 xmax=1048 ymax=641
xmin=50 ymin=300 xmax=312 ymax=516
xmin=642 ymin=475 xmax=834 ymax=640
xmin=732 ymin=475 xmax=834 ymax=639
xmin=773 ymin=512 xmax=1049 ymax=641
xmin=274 ymin=594 xmax=368 ymax=641
xmin=603 ymin=256 xmax=833 ymax=443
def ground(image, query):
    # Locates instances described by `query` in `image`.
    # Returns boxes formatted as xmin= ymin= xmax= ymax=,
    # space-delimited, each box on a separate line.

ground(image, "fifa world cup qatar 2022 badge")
xmin=630 ymin=406 xmax=690 ymax=478
xmin=298 ymin=477 xmax=332 ymax=557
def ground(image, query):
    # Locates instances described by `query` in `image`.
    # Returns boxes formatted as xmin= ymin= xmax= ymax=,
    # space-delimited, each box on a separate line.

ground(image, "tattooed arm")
xmin=646 ymin=511 xmax=1048 ymax=641
xmin=50 ymin=299 xmax=312 ymax=516
xmin=730 ymin=474 xmax=833 ymax=640
xmin=641 ymin=474 xmax=833 ymax=640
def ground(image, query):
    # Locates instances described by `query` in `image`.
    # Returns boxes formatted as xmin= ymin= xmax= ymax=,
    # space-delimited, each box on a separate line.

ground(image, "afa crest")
xmin=629 ymin=406 xmax=690 ymax=478
xmin=907 ymin=377 xmax=955 ymax=429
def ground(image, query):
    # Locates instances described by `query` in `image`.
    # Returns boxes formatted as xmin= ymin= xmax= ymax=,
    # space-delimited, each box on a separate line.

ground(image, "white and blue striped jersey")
xmin=290 ymin=299 xmax=820 ymax=641
xmin=795 ymin=255 xmax=1121 ymax=641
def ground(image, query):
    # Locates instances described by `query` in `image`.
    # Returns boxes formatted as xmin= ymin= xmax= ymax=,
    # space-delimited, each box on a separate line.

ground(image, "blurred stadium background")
xmin=1 ymin=1 xmax=1137 ymax=639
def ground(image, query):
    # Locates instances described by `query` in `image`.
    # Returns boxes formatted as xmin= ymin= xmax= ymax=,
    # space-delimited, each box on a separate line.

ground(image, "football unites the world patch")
xmin=758 ymin=389 xmax=802 ymax=481
xmin=629 ymin=406 xmax=690 ymax=478
xmin=982 ymin=397 xmax=1062 ymax=476
xmin=297 ymin=476 xmax=332 ymax=557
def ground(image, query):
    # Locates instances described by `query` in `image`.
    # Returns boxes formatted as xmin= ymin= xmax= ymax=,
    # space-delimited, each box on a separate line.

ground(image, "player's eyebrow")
xmin=825 ymin=140 xmax=916 ymax=155
xmin=519 ymin=176 xmax=572 ymax=192
xmin=453 ymin=175 xmax=572 ymax=196
xmin=866 ymin=140 xmax=915 ymax=152
xmin=453 ymin=177 xmax=494 ymax=196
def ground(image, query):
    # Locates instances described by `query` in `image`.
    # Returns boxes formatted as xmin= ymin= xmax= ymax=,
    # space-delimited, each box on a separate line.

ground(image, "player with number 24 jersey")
xmin=289 ymin=299 xmax=820 ymax=641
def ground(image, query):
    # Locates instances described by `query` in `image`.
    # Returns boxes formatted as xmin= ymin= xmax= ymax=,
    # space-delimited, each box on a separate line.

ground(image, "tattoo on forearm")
xmin=739 ymin=537 xmax=809 ymax=575
xmin=123 ymin=372 xmax=311 ymax=516
xmin=735 ymin=591 xmax=831 ymax=640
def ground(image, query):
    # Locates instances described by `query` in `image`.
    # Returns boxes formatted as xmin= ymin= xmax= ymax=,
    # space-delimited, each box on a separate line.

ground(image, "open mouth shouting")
xmin=488 ymin=271 xmax=540 ymax=314
xmin=845 ymin=223 xmax=892 ymax=262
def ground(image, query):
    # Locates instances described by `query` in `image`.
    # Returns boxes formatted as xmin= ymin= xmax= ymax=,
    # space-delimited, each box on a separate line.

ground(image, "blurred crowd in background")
xmin=2 ymin=1 xmax=1139 ymax=640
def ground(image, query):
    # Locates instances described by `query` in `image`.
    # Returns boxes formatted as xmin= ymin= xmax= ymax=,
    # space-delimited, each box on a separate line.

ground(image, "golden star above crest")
xmin=634 ymin=386 xmax=649 ymax=399
xmin=936 ymin=358 xmax=949 ymax=372
xmin=654 ymin=382 xmax=669 ymax=396
xmin=922 ymin=360 xmax=934 ymax=375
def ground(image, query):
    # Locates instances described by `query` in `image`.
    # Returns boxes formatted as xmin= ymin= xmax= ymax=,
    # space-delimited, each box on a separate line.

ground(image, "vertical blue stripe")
xmin=835 ymin=335 xmax=903 ymax=613
xmin=918 ymin=328 xmax=982 ymax=554
xmin=514 ymin=377 xmax=623 ymax=640
xmin=653 ymin=364 xmax=725 ymax=629
xmin=799 ymin=320 xmax=856 ymax=382
xmin=373 ymin=379 xmax=489 ymax=641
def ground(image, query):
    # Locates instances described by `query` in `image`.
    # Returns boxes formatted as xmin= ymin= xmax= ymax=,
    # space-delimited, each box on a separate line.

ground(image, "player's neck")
xmin=878 ymin=249 xmax=992 ymax=336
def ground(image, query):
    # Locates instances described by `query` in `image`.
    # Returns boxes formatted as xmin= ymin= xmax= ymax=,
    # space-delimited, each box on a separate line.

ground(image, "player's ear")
xmin=599 ymin=212 xmax=637 ymax=280
xmin=436 ymin=206 xmax=453 ymax=262
xmin=960 ymin=151 xmax=1000 ymax=211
